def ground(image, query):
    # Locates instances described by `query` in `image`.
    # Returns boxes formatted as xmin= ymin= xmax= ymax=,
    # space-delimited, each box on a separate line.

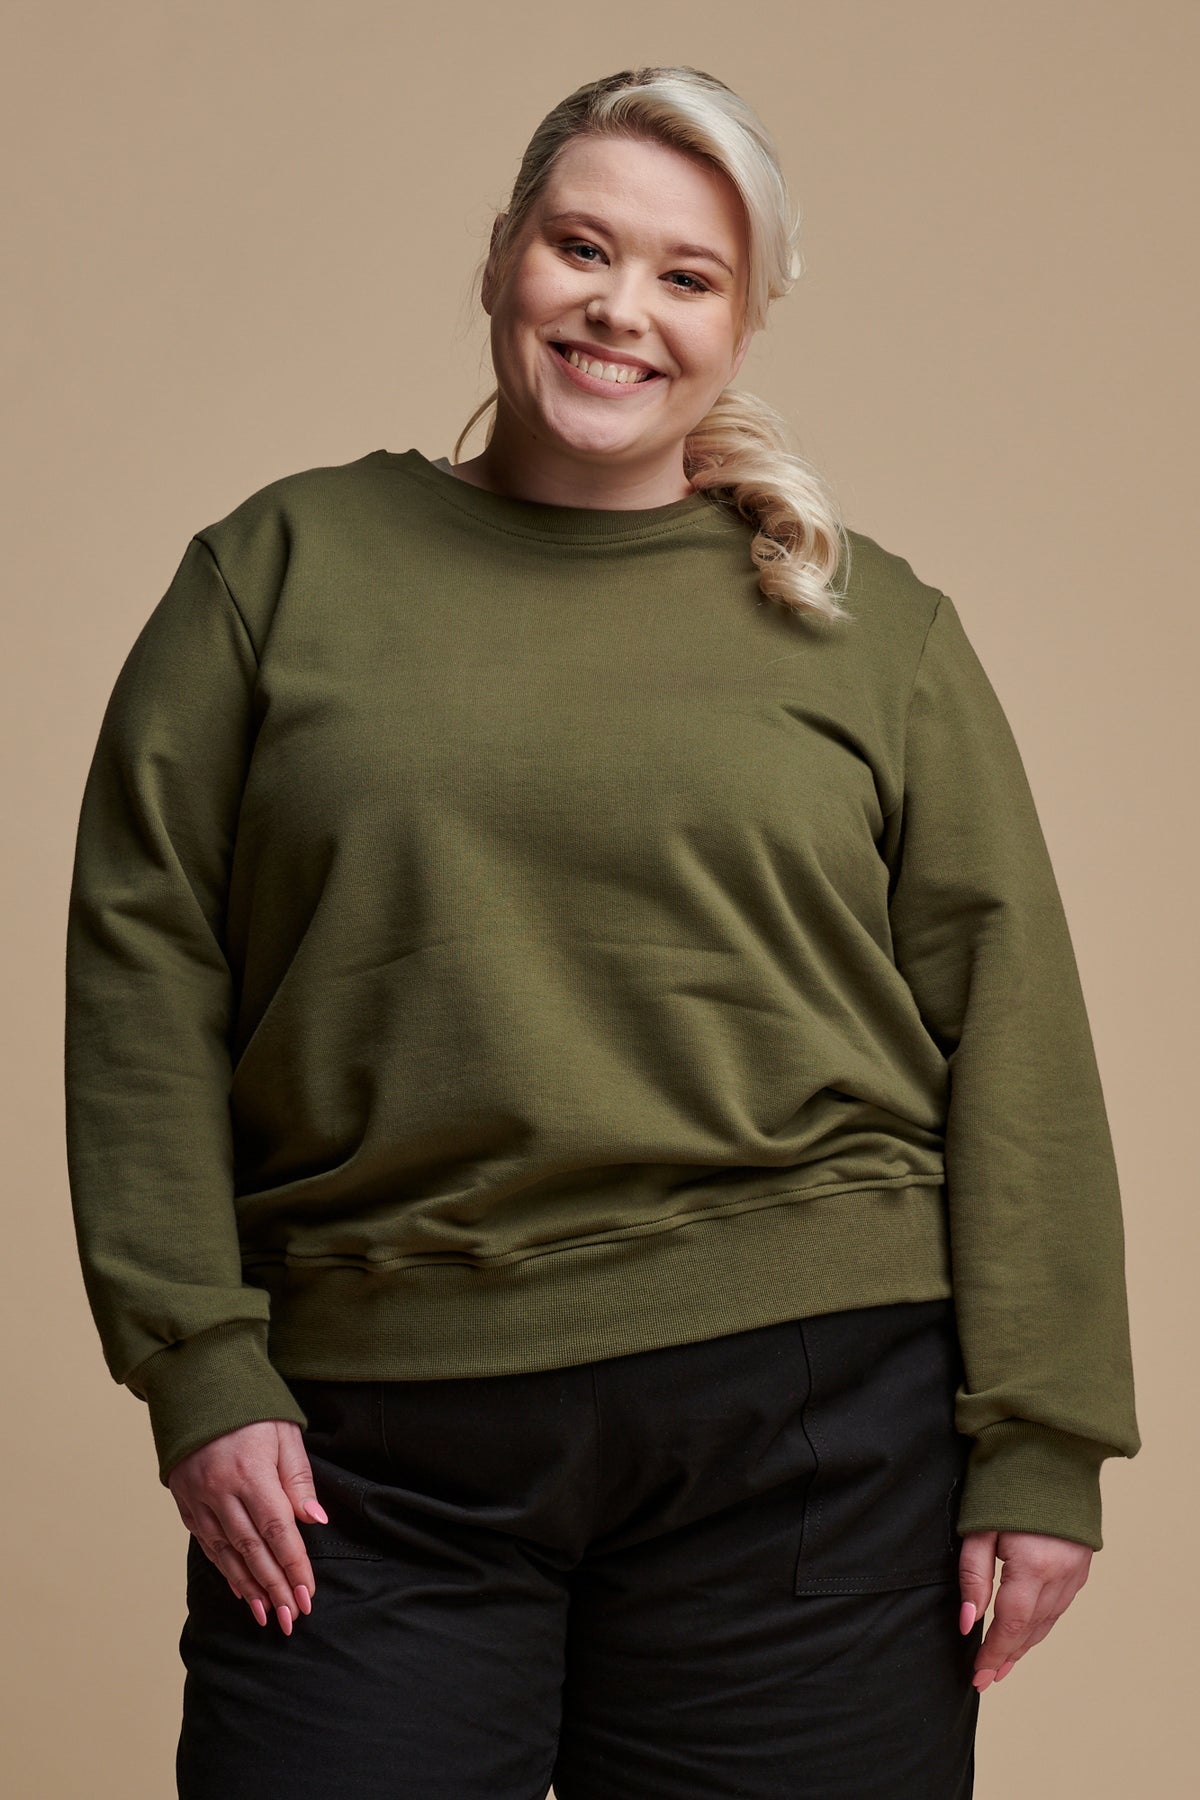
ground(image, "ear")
xmin=480 ymin=213 xmax=508 ymax=316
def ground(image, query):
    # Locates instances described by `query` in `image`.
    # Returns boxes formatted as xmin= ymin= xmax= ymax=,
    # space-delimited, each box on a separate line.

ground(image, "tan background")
xmin=5 ymin=0 xmax=1193 ymax=1791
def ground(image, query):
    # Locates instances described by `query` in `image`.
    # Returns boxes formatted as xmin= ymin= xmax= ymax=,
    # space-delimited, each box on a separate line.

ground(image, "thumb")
xmin=274 ymin=1421 xmax=329 ymax=1526
xmin=958 ymin=1529 xmax=998 ymax=1632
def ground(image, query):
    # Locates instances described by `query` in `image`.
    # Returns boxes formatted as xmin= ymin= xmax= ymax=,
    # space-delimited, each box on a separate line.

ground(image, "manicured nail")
xmin=974 ymin=1670 xmax=996 ymax=1691
xmin=995 ymin=1660 xmax=1015 ymax=1680
xmin=959 ymin=1601 xmax=976 ymax=1634
xmin=294 ymin=1584 xmax=311 ymax=1614
xmin=251 ymin=1598 xmax=268 ymax=1627
xmin=304 ymin=1500 xmax=329 ymax=1524
xmin=277 ymin=1605 xmax=292 ymax=1636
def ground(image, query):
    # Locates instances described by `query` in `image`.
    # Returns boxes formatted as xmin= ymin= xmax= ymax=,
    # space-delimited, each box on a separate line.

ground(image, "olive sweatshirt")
xmin=63 ymin=447 xmax=1141 ymax=1547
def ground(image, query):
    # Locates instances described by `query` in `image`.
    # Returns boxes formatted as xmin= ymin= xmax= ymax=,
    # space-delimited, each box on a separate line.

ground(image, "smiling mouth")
xmin=550 ymin=342 xmax=664 ymax=385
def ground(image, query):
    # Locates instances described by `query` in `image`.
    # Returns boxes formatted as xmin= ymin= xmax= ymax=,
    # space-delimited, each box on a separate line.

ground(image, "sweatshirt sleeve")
xmin=884 ymin=592 xmax=1140 ymax=1551
xmin=64 ymin=534 xmax=308 ymax=1488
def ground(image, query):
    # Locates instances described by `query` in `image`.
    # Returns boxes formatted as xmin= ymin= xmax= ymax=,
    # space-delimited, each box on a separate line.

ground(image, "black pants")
xmin=177 ymin=1298 xmax=982 ymax=1799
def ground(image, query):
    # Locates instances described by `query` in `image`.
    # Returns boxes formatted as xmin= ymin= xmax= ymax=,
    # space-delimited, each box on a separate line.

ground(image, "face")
xmin=480 ymin=134 xmax=753 ymax=495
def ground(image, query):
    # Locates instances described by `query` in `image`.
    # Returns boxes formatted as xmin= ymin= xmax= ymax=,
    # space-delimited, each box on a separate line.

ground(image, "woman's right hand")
xmin=168 ymin=1419 xmax=328 ymax=1634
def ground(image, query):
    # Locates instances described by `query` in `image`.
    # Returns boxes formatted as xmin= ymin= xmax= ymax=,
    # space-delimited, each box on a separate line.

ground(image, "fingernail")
xmin=294 ymin=1584 xmax=311 ymax=1615
xmin=959 ymin=1601 xmax=976 ymax=1634
xmin=974 ymin=1670 xmax=996 ymax=1692
xmin=304 ymin=1500 xmax=329 ymax=1524
xmin=277 ymin=1605 xmax=292 ymax=1636
xmin=251 ymin=1598 xmax=268 ymax=1627
xmin=995 ymin=1660 xmax=1015 ymax=1681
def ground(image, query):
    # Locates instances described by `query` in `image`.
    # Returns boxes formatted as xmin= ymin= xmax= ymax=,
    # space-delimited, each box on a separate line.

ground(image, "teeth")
xmin=562 ymin=346 xmax=652 ymax=384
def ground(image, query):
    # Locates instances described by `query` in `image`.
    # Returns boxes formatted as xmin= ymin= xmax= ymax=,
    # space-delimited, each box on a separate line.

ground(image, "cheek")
xmin=665 ymin=330 xmax=727 ymax=388
xmin=507 ymin=253 xmax=575 ymax=322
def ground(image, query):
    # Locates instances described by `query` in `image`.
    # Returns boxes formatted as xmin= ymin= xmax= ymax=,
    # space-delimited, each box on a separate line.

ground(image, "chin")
xmin=548 ymin=431 xmax=651 ymax=462
xmin=536 ymin=399 xmax=655 ymax=443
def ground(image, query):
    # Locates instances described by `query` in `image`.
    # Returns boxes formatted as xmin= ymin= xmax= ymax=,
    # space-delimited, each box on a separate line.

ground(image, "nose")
xmin=585 ymin=270 xmax=654 ymax=337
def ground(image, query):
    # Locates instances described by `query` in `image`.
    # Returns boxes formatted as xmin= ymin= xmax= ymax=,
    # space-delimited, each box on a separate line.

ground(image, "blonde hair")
xmin=453 ymin=66 xmax=853 ymax=623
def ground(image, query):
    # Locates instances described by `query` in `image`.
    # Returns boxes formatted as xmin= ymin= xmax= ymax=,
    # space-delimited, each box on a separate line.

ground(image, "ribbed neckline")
xmin=376 ymin=447 xmax=721 ymax=544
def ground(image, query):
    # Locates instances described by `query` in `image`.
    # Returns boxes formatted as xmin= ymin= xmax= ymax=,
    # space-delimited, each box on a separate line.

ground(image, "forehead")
xmin=537 ymin=134 xmax=747 ymax=264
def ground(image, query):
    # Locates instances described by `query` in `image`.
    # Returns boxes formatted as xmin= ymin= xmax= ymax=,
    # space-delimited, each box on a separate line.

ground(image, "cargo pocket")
xmin=283 ymin=1376 xmax=387 ymax=1562
xmin=291 ymin=1457 xmax=386 ymax=1561
xmin=184 ymin=1465 xmax=386 ymax=1584
xmin=792 ymin=1298 xmax=968 ymax=1596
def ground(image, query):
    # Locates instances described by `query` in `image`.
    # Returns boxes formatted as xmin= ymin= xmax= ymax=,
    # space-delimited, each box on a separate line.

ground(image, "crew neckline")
xmin=376 ymin=447 xmax=721 ymax=544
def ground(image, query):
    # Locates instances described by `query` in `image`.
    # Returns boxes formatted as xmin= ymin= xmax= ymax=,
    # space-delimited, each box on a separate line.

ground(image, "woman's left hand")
xmin=958 ymin=1529 xmax=1093 ymax=1691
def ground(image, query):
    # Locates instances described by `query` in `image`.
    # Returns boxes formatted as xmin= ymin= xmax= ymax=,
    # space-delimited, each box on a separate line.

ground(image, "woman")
xmin=65 ymin=66 xmax=1140 ymax=1799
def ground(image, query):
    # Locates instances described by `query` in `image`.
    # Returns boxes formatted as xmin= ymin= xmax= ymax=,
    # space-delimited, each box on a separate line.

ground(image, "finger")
xmin=177 ymin=1503 xmax=244 ymax=1603
xmin=273 ymin=1428 xmax=324 ymax=1613
xmin=957 ymin=1530 xmax=997 ymax=1634
xmin=973 ymin=1569 xmax=1057 ymax=1688
xmin=190 ymin=1500 xmax=272 ymax=1625
xmin=973 ymin=1569 xmax=1045 ymax=1685
xmin=237 ymin=1428 xmax=329 ymax=1630
xmin=990 ymin=1578 xmax=1076 ymax=1680
xmin=208 ymin=1490 xmax=302 ymax=1635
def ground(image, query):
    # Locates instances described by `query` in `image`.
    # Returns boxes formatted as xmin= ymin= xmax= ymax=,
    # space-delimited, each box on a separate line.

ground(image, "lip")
xmin=553 ymin=338 xmax=662 ymax=374
xmin=548 ymin=340 xmax=666 ymax=397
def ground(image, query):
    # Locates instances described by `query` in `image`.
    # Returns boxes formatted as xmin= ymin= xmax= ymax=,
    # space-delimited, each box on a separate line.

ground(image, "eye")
xmin=559 ymin=241 xmax=711 ymax=295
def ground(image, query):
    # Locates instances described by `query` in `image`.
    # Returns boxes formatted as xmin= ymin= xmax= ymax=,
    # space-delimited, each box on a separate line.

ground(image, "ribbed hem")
xmin=125 ymin=1319 xmax=310 ymax=1489
xmin=957 ymin=1419 xmax=1109 ymax=1551
xmin=252 ymin=1182 xmax=954 ymax=1378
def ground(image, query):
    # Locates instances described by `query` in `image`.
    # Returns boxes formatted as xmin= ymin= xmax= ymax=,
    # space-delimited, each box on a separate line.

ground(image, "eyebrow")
xmin=542 ymin=211 xmax=737 ymax=281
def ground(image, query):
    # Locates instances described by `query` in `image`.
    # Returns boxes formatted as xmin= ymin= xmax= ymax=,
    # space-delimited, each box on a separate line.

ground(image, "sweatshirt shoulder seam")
xmin=883 ymin=590 xmax=945 ymax=820
xmin=192 ymin=533 xmax=261 ymax=667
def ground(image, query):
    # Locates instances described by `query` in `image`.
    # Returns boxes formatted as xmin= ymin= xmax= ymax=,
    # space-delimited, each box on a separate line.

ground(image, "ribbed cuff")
xmin=125 ymin=1319 xmax=310 ymax=1488
xmin=957 ymin=1419 xmax=1110 ymax=1550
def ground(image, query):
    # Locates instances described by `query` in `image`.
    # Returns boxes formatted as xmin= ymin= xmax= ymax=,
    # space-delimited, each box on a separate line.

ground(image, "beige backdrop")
xmin=6 ymin=0 xmax=1193 ymax=1792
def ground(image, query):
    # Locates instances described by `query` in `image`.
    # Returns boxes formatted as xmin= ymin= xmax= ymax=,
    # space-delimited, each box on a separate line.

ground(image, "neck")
xmin=452 ymin=412 xmax=693 ymax=511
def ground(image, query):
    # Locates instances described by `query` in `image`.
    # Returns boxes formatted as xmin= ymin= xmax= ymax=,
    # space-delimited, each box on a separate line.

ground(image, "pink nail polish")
xmin=294 ymin=1584 xmax=311 ymax=1614
xmin=278 ymin=1605 xmax=292 ymax=1635
xmin=304 ymin=1499 xmax=329 ymax=1524
xmin=959 ymin=1601 xmax=976 ymax=1634
xmin=251 ymin=1598 xmax=268 ymax=1627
